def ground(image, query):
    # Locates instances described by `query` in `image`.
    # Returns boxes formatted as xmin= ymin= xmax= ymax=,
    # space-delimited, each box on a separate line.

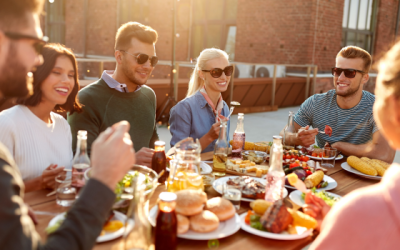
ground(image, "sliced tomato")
xmin=325 ymin=125 xmax=333 ymax=137
xmin=306 ymin=170 xmax=312 ymax=176
xmin=286 ymin=154 xmax=291 ymax=159
xmin=290 ymin=162 xmax=300 ymax=169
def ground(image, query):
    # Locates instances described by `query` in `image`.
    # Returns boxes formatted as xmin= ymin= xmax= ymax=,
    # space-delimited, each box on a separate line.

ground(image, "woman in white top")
xmin=0 ymin=43 xmax=82 ymax=192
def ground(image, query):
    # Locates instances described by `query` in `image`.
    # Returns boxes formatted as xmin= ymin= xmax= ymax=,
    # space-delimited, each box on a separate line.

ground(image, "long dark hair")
xmin=17 ymin=43 xmax=82 ymax=114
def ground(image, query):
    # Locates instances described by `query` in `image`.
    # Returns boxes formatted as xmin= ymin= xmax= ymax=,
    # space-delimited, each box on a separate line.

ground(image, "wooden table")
xmin=25 ymin=153 xmax=379 ymax=250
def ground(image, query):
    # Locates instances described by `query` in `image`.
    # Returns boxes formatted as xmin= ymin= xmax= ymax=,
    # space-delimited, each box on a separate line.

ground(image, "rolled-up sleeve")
xmin=169 ymin=101 xmax=192 ymax=147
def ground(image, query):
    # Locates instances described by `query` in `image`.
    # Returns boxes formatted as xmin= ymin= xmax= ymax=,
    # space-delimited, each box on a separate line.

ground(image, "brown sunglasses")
xmin=332 ymin=67 xmax=365 ymax=78
xmin=202 ymin=66 xmax=234 ymax=78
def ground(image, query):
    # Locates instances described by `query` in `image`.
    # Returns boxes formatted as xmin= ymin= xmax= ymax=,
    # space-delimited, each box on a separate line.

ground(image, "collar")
xmin=102 ymin=70 xmax=141 ymax=93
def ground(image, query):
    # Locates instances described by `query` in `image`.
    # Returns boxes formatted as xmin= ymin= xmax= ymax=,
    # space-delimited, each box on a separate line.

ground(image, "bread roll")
xmin=177 ymin=214 xmax=189 ymax=234
xmin=175 ymin=189 xmax=207 ymax=216
xmin=190 ymin=210 xmax=219 ymax=233
xmin=205 ymin=197 xmax=235 ymax=221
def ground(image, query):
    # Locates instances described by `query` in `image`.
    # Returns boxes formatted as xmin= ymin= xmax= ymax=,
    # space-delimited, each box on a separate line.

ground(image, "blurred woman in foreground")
xmin=0 ymin=44 xmax=82 ymax=192
xmin=306 ymin=42 xmax=400 ymax=249
xmin=169 ymin=48 xmax=231 ymax=152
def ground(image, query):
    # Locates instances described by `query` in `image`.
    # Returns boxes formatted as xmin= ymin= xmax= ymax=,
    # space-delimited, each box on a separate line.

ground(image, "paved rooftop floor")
xmin=157 ymin=106 xmax=400 ymax=163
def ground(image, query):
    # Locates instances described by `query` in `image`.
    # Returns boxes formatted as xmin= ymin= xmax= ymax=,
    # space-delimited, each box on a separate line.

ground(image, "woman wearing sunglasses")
xmin=306 ymin=41 xmax=400 ymax=249
xmin=169 ymin=48 xmax=232 ymax=152
xmin=0 ymin=43 xmax=82 ymax=192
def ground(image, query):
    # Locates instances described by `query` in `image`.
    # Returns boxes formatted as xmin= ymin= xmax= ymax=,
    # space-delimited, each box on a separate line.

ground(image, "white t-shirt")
xmin=0 ymin=105 xmax=73 ymax=180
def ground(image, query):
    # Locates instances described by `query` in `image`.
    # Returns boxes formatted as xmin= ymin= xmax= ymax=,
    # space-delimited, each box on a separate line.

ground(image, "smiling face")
xmin=120 ymin=37 xmax=156 ymax=86
xmin=40 ymin=55 xmax=75 ymax=107
xmin=334 ymin=57 xmax=368 ymax=98
xmin=199 ymin=57 xmax=231 ymax=95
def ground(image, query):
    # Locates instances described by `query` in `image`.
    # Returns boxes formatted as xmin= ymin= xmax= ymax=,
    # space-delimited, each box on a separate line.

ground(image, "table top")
xmin=25 ymin=152 xmax=379 ymax=250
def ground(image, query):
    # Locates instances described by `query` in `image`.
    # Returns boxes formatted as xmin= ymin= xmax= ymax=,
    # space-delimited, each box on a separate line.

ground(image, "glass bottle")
xmin=283 ymin=111 xmax=297 ymax=148
xmin=72 ymin=130 xmax=91 ymax=196
xmin=152 ymin=141 xmax=167 ymax=184
xmin=213 ymin=121 xmax=228 ymax=177
xmin=124 ymin=178 xmax=153 ymax=250
xmin=265 ymin=136 xmax=285 ymax=203
xmin=232 ymin=113 xmax=245 ymax=158
xmin=155 ymin=192 xmax=177 ymax=250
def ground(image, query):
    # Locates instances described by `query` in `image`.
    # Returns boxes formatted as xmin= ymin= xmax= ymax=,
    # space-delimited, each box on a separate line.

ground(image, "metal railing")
xmin=76 ymin=56 xmax=318 ymax=107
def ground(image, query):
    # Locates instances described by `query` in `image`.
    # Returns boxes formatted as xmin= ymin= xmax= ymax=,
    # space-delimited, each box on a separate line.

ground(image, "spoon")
xmin=227 ymin=101 xmax=241 ymax=119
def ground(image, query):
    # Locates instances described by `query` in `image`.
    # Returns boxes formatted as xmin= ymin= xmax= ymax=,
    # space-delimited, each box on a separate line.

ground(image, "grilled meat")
xmin=260 ymin=199 xmax=293 ymax=233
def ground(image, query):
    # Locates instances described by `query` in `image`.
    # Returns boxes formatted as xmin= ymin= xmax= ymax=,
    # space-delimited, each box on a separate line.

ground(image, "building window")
xmin=45 ymin=0 xmax=66 ymax=44
xmin=118 ymin=0 xmax=149 ymax=26
xmin=191 ymin=0 xmax=238 ymax=60
xmin=342 ymin=0 xmax=378 ymax=52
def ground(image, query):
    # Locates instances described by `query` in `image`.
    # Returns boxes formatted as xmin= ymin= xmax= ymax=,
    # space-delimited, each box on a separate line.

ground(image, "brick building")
xmin=44 ymin=0 xmax=400 ymax=94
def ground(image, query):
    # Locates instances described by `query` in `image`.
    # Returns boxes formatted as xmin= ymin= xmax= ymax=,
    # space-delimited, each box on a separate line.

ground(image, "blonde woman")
xmin=169 ymin=48 xmax=232 ymax=152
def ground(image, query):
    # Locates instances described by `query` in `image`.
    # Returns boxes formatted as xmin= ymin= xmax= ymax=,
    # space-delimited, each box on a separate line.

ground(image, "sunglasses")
xmin=120 ymin=50 xmax=158 ymax=67
xmin=4 ymin=32 xmax=48 ymax=55
xmin=202 ymin=66 xmax=234 ymax=78
xmin=331 ymin=67 xmax=365 ymax=78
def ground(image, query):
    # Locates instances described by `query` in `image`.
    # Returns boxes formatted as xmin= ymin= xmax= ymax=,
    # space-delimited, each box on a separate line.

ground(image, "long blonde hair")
xmin=187 ymin=48 xmax=229 ymax=97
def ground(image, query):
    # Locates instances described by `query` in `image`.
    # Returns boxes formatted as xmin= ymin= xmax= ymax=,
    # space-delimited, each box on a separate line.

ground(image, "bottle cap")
xmin=238 ymin=113 xmax=244 ymax=116
xmin=155 ymin=141 xmax=166 ymax=146
xmin=159 ymin=192 xmax=177 ymax=202
xmin=273 ymin=135 xmax=282 ymax=140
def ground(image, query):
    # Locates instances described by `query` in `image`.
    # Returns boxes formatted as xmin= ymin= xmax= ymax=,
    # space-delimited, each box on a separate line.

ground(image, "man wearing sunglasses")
xmin=0 ymin=0 xmax=136 ymax=249
xmin=68 ymin=22 xmax=159 ymax=168
xmin=280 ymin=46 xmax=394 ymax=163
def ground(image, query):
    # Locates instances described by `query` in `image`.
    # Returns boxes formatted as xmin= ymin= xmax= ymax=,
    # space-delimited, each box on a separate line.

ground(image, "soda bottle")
xmin=265 ymin=136 xmax=285 ymax=202
xmin=72 ymin=130 xmax=90 ymax=197
xmin=232 ymin=113 xmax=245 ymax=158
xmin=152 ymin=141 xmax=167 ymax=183
xmin=155 ymin=192 xmax=177 ymax=250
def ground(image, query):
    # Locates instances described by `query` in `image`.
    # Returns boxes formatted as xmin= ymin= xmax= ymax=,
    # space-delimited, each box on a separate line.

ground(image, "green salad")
xmin=115 ymin=171 xmax=153 ymax=201
xmin=301 ymin=188 xmax=341 ymax=207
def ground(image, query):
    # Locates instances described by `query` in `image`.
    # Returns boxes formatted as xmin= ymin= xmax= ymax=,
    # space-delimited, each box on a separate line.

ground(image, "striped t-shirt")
xmin=294 ymin=90 xmax=378 ymax=148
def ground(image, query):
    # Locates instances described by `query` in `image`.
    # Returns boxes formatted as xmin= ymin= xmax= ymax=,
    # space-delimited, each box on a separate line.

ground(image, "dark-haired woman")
xmin=0 ymin=43 xmax=82 ymax=192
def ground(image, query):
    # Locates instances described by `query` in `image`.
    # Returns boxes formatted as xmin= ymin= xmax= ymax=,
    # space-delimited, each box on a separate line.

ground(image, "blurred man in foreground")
xmin=0 ymin=0 xmax=135 ymax=249
xmin=280 ymin=46 xmax=394 ymax=163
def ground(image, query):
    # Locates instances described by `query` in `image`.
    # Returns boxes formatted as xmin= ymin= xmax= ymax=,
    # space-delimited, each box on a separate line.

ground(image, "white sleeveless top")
xmin=0 ymin=105 xmax=73 ymax=180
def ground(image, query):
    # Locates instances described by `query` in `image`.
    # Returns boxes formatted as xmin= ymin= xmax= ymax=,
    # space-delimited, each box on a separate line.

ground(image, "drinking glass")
xmin=55 ymin=172 xmax=76 ymax=207
xmin=222 ymin=183 xmax=243 ymax=211
xmin=321 ymin=148 xmax=337 ymax=168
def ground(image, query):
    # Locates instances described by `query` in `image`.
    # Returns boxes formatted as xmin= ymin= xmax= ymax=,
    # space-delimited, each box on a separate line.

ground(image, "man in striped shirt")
xmin=280 ymin=46 xmax=395 ymax=163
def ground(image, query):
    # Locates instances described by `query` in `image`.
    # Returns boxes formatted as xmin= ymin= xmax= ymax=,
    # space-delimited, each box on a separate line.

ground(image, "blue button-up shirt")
xmin=169 ymin=91 xmax=230 ymax=153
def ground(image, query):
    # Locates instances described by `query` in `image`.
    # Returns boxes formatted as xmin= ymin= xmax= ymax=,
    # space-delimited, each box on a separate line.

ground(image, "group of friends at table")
xmin=0 ymin=0 xmax=399 ymax=249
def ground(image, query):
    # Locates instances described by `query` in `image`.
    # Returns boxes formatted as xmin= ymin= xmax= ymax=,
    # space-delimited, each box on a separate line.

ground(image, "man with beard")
xmin=0 ymin=0 xmax=136 ymax=249
xmin=280 ymin=46 xmax=395 ymax=162
xmin=68 ymin=22 xmax=159 ymax=168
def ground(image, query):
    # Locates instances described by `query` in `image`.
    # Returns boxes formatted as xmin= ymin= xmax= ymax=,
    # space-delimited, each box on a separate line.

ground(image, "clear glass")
xmin=283 ymin=111 xmax=297 ymax=148
xmin=55 ymin=172 xmax=76 ymax=207
xmin=213 ymin=121 xmax=228 ymax=176
xmin=265 ymin=136 xmax=285 ymax=203
xmin=321 ymin=148 xmax=337 ymax=168
xmin=72 ymin=130 xmax=91 ymax=197
xmin=124 ymin=178 xmax=153 ymax=250
xmin=175 ymin=138 xmax=202 ymax=174
xmin=167 ymin=157 xmax=204 ymax=192
xmin=232 ymin=113 xmax=245 ymax=158
xmin=223 ymin=183 xmax=243 ymax=211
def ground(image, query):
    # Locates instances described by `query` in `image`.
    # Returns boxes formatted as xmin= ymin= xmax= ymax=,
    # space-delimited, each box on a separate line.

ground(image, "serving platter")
xmin=289 ymin=190 xmax=342 ymax=207
xmin=213 ymin=176 xmax=288 ymax=202
xmin=341 ymin=162 xmax=382 ymax=180
xmin=148 ymin=205 xmax=241 ymax=240
xmin=239 ymin=213 xmax=312 ymax=240
xmin=48 ymin=211 xmax=133 ymax=243
xmin=306 ymin=154 xmax=344 ymax=161
xmin=285 ymin=175 xmax=337 ymax=191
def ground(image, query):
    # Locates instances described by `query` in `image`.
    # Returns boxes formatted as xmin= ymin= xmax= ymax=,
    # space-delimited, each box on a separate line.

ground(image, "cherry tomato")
xmin=283 ymin=155 xmax=286 ymax=160
xmin=304 ymin=156 xmax=310 ymax=161
xmin=306 ymin=170 xmax=312 ymax=176
xmin=290 ymin=162 xmax=300 ymax=169
xmin=319 ymin=152 xmax=324 ymax=158
xmin=312 ymin=152 xmax=317 ymax=157
xmin=286 ymin=154 xmax=291 ymax=159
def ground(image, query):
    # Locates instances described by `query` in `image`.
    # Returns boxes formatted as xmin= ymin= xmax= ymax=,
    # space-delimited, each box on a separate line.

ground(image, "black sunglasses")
xmin=120 ymin=50 xmax=158 ymax=67
xmin=332 ymin=67 xmax=365 ymax=79
xmin=202 ymin=66 xmax=234 ymax=78
xmin=4 ymin=32 xmax=48 ymax=55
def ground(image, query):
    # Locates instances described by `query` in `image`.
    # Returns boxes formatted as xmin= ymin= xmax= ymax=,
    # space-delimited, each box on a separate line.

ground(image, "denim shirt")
xmin=169 ymin=91 xmax=231 ymax=153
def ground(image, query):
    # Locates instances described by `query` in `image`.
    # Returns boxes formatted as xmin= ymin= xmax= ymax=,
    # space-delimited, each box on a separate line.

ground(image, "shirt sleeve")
xmin=169 ymin=101 xmax=192 ymax=147
xmin=0 ymin=117 xmax=17 ymax=156
xmin=294 ymin=95 xmax=315 ymax=128
xmin=369 ymin=112 xmax=379 ymax=134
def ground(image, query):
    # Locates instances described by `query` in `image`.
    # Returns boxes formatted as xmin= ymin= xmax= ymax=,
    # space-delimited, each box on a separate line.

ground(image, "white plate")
xmin=285 ymin=175 xmax=337 ymax=191
xmin=341 ymin=162 xmax=382 ymax=180
xmin=166 ymin=161 xmax=212 ymax=175
xmin=148 ymin=205 xmax=240 ymax=240
xmin=306 ymin=154 xmax=343 ymax=161
xmin=239 ymin=213 xmax=312 ymax=240
xmin=289 ymin=190 xmax=342 ymax=207
xmin=48 ymin=211 xmax=133 ymax=243
xmin=213 ymin=176 xmax=288 ymax=202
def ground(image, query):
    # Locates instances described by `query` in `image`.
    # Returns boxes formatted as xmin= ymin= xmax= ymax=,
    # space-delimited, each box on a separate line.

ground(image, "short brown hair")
xmin=17 ymin=43 xmax=82 ymax=114
xmin=115 ymin=22 xmax=158 ymax=50
xmin=337 ymin=46 xmax=372 ymax=72
xmin=0 ymin=0 xmax=44 ymax=31
xmin=378 ymin=41 xmax=400 ymax=97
